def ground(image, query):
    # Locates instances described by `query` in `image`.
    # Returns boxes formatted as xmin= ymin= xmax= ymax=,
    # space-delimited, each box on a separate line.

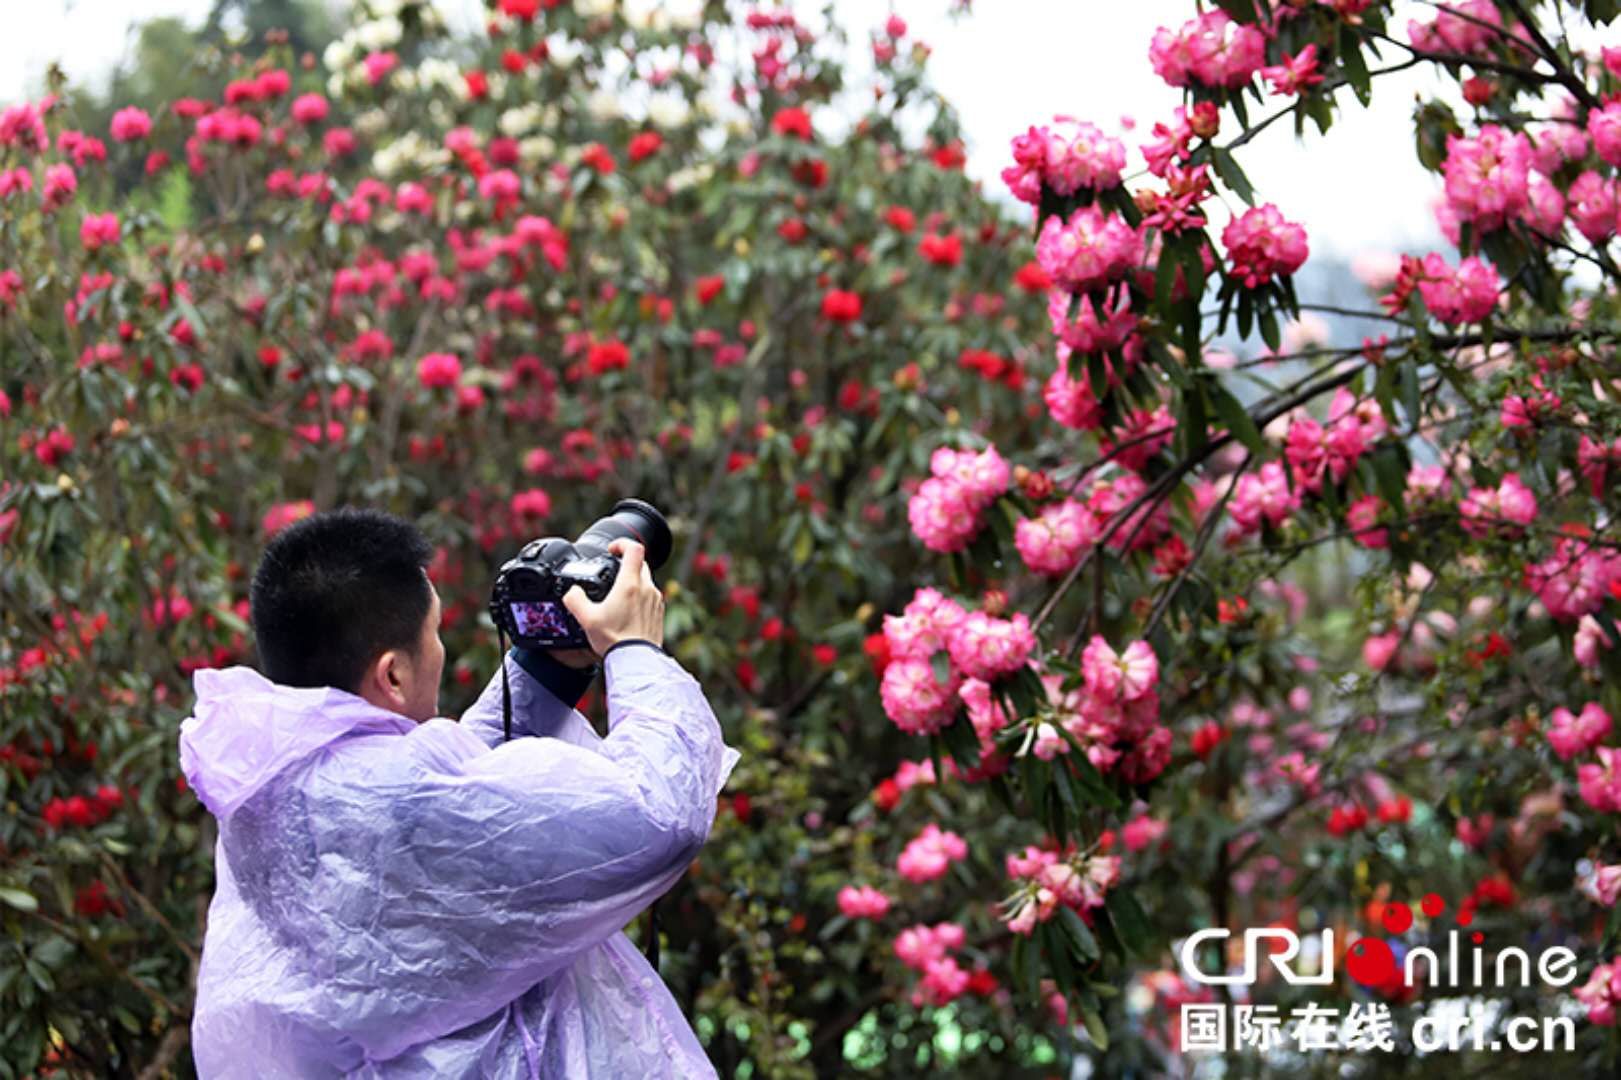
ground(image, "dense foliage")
xmin=1 ymin=0 xmax=1619 ymax=1077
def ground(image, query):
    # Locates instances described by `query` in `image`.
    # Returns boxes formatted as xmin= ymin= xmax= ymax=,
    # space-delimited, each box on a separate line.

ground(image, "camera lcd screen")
xmin=509 ymin=600 xmax=572 ymax=638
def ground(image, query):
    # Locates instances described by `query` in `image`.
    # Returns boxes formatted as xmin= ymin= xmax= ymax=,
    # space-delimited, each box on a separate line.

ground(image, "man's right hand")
xmin=561 ymin=538 xmax=666 ymax=656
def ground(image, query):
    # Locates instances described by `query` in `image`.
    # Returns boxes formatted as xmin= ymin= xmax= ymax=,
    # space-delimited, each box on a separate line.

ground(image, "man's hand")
xmin=561 ymin=538 xmax=665 ymax=657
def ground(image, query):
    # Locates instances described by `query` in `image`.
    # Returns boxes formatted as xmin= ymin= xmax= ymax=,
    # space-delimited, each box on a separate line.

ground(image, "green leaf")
xmin=0 ymin=887 xmax=37 ymax=912
xmin=1339 ymin=24 xmax=1372 ymax=105
xmin=1399 ymin=360 xmax=1422 ymax=427
xmin=1211 ymin=147 xmax=1255 ymax=206
xmin=1105 ymin=889 xmax=1152 ymax=954
xmin=1082 ymin=1006 xmax=1110 ymax=1050
xmin=1209 ymin=383 xmax=1264 ymax=454
xmin=1059 ymin=906 xmax=1101 ymax=963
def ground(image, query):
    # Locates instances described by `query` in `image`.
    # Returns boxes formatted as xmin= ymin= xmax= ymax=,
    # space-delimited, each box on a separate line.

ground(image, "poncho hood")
xmin=178 ymin=665 xmax=413 ymax=819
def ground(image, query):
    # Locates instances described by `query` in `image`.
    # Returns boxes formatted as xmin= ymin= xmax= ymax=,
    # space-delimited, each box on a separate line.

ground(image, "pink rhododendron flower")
xmin=1521 ymin=174 xmax=1565 ymax=235
xmin=883 ymin=587 xmax=968 ymax=661
xmin=1409 ymin=0 xmax=1502 ymax=56
xmin=880 ymin=656 xmax=962 ymax=735
xmin=1415 ymin=253 xmax=1499 ymax=324
xmin=893 ymin=922 xmax=964 ymax=970
xmin=291 ymin=93 xmax=329 ymax=125
xmin=1262 ymin=45 xmax=1323 ymax=96
xmin=1228 ymin=461 xmax=1299 ymax=540
xmin=1122 ymin=814 xmax=1168 ymax=852
xmin=946 ymin=611 xmax=1036 ymax=681
xmin=907 ymin=445 xmax=1011 ymax=553
xmin=1222 ymin=204 xmax=1308 ymax=288
xmin=109 ymin=106 xmax=153 ymax=142
xmin=1405 ymin=464 xmax=1451 ymax=506
xmin=261 ymin=500 xmax=315 ymax=537
xmin=1548 ymin=703 xmax=1613 ymax=761
xmin=1049 ymin=287 xmax=1138 ymax=356
xmin=1576 ymin=615 xmax=1615 ymax=670
xmin=1087 ymin=469 xmax=1169 ymax=552
xmin=958 ymin=677 xmax=1011 ymax=753
xmin=1035 ymin=206 xmax=1140 ymax=292
xmin=1582 ymin=865 xmax=1621 ymax=909
xmin=897 ymin=824 xmax=969 ymax=883
xmin=1591 ymin=101 xmax=1621 ymax=168
xmin=1567 ymin=170 xmax=1619 ymax=243
xmin=837 ymin=885 xmax=892 ymax=920
xmin=1081 ymin=635 xmax=1159 ymax=703
xmin=363 ymin=51 xmax=399 ymax=85
xmin=79 ymin=212 xmax=119 ymax=251
xmin=1458 ymin=472 xmax=1536 ymax=538
xmin=417 ymin=352 xmax=462 ymax=389
xmin=1099 ymin=406 xmax=1174 ymax=472
xmin=1579 ymin=747 xmax=1621 ymax=813
xmin=1015 ymin=499 xmax=1098 ymax=576
xmin=41 ymin=163 xmax=77 ymax=211
xmin=1347 ymin=495 xmax=1388 ymax=549
xmin=1141 ymin=102 xmax=1218 ymax=177
xmin=1442 ymin=125 xmax=1532 ymax=232
xmin=1527 ymin=538 xmax=1621 ymax=622
xmin=1043 ymin=352 xmax=1103 ymax=431
xmin=1363 ymin=631 xmax=1399 ymax=672
xmin=1149 ymin=11 xmax=1266 ymax=90
xmin=1575 ymin=959 xmax=1621 ymax=1025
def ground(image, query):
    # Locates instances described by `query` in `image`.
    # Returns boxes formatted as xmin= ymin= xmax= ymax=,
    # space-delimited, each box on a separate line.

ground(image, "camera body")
xmin=489 ymin=498 xmax=672 ymax=651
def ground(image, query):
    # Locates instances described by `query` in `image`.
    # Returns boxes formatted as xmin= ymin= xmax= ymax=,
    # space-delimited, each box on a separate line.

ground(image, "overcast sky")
xmin=8 ymin=1 xmax=1447 ymax=256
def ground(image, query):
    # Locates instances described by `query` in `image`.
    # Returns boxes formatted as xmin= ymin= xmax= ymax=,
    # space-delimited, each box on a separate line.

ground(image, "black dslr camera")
xmin=489 ymin=498 xmax=673 ymax=651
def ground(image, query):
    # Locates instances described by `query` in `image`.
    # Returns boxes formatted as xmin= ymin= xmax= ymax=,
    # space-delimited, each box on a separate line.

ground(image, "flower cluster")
xmin=1001 ymin=843 xmax=1122 ymax=935
xmin=1458 ymin=472 xmax=1537 ymax=539
xmin=905 ymin=444 xmax=1010 ymax=553
xmin=893 ymin=922 xmax=971 ymax=1007
xmin=1442 ymin=125 xmax=1532 ymax=232
xmin=1149 ymin=11 xmax=1266 ymax=90
xmin=41 ymin=785 xmax=125 ymax=830
xmin=1549 ymin=703 xmax=1613 ymax=761
xmin=1282 ymin=387 xmax=1386 ymax=495
xmin=836 ymin=885 xmax=892 ymax=920
xmin=945 ymin=611 xmax=1037 ymax=682
xmin=1577 ymin=959 xmax=1621 ymax=1026
xmin=1222 ymin=204 xmax=1308 ymax=288
xmin=1002 ymin=116 xmax=1126 ymax=203
xmin=1034 ymin=206 xmax=1141 ymax=293
xmin=897 ymin=823 xmax=969 ymax=883
xmin=1526 ymin=536 xmax=1621 ymax=622
xmin=1015 ymin=499 xmax=1098 ymax=576
xmin=1383 ymin=253 xmax=1500 ymax=325
xmin=879 ymin=588 xmax=967 ymax=734
xmin=1025 ymin=637 xmax=1168 ymax=782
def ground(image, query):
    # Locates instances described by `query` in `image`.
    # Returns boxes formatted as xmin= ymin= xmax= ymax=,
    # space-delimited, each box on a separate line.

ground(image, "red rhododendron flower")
xmin=628 ymin=130 xmax=662 ymax=162
xmin=821 ymin=289 xmax=861 ymax=322
xmin=771 ymin=107 xmax=813 ymax=140
xmin=417 ymin=352 xmax=463 ymax=389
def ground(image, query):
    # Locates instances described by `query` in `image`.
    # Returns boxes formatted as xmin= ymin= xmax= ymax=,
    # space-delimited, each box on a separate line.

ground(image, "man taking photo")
xmin=178 ymin=507 xmax=737 ymax=1077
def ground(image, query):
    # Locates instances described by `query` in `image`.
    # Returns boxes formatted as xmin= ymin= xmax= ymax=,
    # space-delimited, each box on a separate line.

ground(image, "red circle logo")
xmin=1346 ymin=937 xmax=1398 ymax=987
xmin=1380 ymin=901 xmax=1414 ymax=934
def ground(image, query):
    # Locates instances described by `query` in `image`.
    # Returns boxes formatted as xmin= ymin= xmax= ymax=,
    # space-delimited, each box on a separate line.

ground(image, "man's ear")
xmin=366 ymin=648 xmax=410 ymax=709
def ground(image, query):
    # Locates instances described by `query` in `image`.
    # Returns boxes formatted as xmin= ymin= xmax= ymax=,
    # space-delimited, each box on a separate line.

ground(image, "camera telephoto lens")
xmin=575 ymin=498 xmax=672 ymax=569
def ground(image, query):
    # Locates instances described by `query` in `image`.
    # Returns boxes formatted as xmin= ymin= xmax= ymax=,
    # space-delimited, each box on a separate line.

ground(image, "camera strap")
xmin=491 ymin=625 xmax=661 ymax=970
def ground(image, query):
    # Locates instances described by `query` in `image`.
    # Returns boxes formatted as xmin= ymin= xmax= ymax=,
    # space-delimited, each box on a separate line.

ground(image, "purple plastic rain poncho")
xmin=179 ymin=643 xmax=738 ymax=1078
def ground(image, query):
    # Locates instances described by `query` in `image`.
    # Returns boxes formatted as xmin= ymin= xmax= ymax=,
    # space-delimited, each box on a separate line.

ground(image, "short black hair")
xmin=250 ymin=507 xmax=435 ymax=692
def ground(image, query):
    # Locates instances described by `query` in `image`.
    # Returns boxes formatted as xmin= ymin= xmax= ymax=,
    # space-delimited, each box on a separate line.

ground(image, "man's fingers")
xmin=609 ymin=539 xmax=646 ymax=592
xmin=561 ymin=585 xmax=590 ymax=617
